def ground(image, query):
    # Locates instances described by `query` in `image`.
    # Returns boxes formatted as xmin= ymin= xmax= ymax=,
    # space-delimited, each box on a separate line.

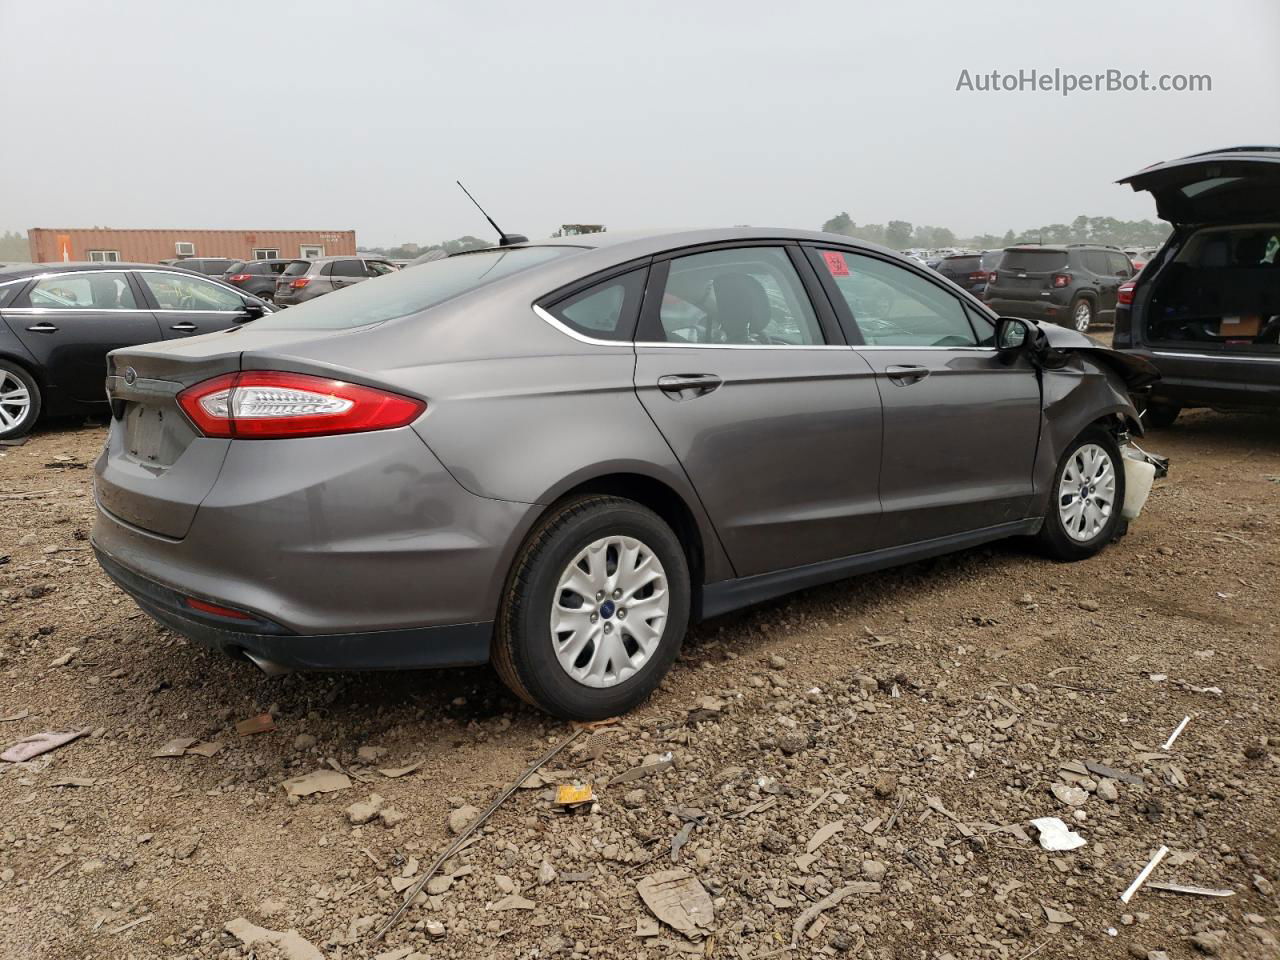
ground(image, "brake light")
xmin=290 ymin=277 xmax=311 ymax=289
xmin=185 ymin=597 xmax=254 ymax=620
xmin=1051 ymin=273 xmax=1071 ymax=288
xmin=227 ymin=273 xmax=252 ymax=282
xmin=988 ymin=271 xmax=998 ymax=285
xmin=1117 ymin=280 xmax=1136 ymax=306
xmin=968 ymin=270 xmax=989 ymax=282
xmin=177 ymin=372 xmax=425 ymax=439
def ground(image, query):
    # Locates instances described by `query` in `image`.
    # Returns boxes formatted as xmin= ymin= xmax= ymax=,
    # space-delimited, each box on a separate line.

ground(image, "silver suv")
xmin=274 ymin=256 xmax=397 ymax=306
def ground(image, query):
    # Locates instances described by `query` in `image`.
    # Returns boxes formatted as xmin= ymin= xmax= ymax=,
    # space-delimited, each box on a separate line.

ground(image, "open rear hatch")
xmin=1118 ymin=147 xmax=1280 ymax=224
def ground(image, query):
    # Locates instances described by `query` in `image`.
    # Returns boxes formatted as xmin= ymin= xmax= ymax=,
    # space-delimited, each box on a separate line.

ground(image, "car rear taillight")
xmin=1051 ymin=273 xmax=1071 ymax=288
xmin=290 ymin=277 xmax=311 ymax=289
xmin=988 ymin=271 xmax=998 ymax=285
xmin=177 ymin=372 xmax=425 ymax=440
xmin=968 ymin=270 xmax=990 ymax=282
xmin=1117 ymin=280 xmax=1136 ymax=306
xmin=227 ymin=273 xmax=252 ymax=282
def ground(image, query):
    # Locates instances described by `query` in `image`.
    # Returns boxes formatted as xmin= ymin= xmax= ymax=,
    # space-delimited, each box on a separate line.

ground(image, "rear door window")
xmin=26 ymin=272 xmax=138 ymax=309
xmin=366 ymin=260 xmax=396 ymax=277
xmin=816 ymin=250 xmax=977 ymax=347
xmin=544 ymin=268 xmax=647 ymax=342
xmin=331 ymin=259 xmax=365 ymax=278
xmin=649 ymin=247 xmax=824 ymax=345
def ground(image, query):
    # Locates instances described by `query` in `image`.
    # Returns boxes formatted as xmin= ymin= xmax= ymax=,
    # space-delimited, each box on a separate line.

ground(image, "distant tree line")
xmin=0 ymin=230 xmax=29 ymax=262
xmin=360 ymin=235 xmax=491 ymax=260
xmin=821 ymin=212 xmax=1171 ymax=250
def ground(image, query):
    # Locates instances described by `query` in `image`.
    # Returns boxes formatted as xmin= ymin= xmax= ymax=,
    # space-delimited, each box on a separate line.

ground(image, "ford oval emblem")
xmin=124 ymin=367 xmax=137 ymax=385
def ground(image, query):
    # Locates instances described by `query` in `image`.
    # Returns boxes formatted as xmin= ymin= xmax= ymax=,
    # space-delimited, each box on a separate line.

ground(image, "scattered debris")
xmin=637 ymin=869 xmax=715 ymax=939
xmin=0 ymin=710 xmax=30 ymax=723
xmin=225 ymin=917 xmax=324 ymax=960
xmin=379 ymin=761 xmax=424 ymax=779
xmin=1147 ymin=881 xmax=1235 ymax=898
xmin=235 ymin=712 xmax=276 ymax=736
xmin=608 ymin=753 xmax=674 ymax=785
xmin=1043 ymin=905 xmax=1076 ymax=925
xmin=152 ymin=736 xmax=197 ymax=758
xmin=186 ymin=741 xmax=223 ymax=758
xmin=806 ymin=820 xmax=844 ymax=853
xmin=792 ymin=882 xmax=880 ymax=945
xmin=554 ymin=783 xmax=594 ymax=807
xmin=1030 ymin=817 xmax=1085 ymax=851
xmin=1050 ymin=783 xmax=1088 ymax=807
xmin=1 ymin=728 xmax=89 ymax=763
xmin=1084 ymin=760 xmax=1144 ymax=786
xmin=1121 ymin=846 xmax=1170 ymax=904
xmin=1162 ymin=716 xmax=1190 ymax=750
xmin=282 ymin=769 xmax=352 ymax=798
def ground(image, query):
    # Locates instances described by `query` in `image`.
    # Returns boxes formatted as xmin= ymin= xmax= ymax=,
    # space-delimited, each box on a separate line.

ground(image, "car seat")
xmin=711 ymin=273 xmax=771 ymax=344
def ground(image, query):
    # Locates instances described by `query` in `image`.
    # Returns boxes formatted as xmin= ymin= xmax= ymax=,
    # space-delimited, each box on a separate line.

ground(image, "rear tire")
xmin=493 ymin=495 xmax=690 ymax=720
xmin=1069 ymin=297 xmax=1093 ymax=333
xmin=1143 ymin=402 xmax=1180 ymax=429
xmin=1035 ymin=427 xmax=1125 ymax=562
xmin=0 ymin=360 xmax=40 ymax=440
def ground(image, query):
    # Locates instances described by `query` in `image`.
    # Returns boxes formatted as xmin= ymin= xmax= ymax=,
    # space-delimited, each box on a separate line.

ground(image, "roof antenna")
xmin=456 ymin=181 xmax=528 ymax=247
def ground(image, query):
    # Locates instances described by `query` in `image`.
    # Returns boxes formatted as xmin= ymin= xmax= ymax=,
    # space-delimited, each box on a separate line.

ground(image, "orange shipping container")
xmin=27 ymin=228 xmax=357 ymax=264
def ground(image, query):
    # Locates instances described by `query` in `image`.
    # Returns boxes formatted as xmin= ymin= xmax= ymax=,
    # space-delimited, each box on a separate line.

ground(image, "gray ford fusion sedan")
xmin=92 ymin=228 xmax=1161 ymax=719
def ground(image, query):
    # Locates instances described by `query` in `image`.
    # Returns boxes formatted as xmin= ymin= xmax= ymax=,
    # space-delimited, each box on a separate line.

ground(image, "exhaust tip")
xmin=243 ymin=651 xmax=292 ymax=677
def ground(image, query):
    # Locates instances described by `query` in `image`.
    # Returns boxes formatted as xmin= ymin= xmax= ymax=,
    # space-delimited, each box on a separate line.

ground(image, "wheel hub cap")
xmin=551 ymin=535 xmax=669 ymax=688
xmin=1058 ymin=443 xmax=1116 ymax=542
xmin=0 ymin=370 xmax=33 ymax=431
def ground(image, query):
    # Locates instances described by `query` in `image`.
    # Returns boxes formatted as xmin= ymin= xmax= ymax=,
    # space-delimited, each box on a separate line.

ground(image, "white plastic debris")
xmin=1163 ymin=716 xmax=1191 ymax=750
xmin=1121 ymin=845 xmax=1170 ymax=904
xmin=1030 ymin=816 xmax=1086 ymax=851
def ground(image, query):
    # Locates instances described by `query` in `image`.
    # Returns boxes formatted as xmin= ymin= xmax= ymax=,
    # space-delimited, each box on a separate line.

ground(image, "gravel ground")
xmin=1 ymin=409 xmax=1277 ymax=960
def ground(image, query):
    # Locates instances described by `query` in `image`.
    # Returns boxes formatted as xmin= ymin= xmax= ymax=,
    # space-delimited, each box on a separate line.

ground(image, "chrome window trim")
xmin=633 ymin=341 xmax=851 ymax=351
xmin=532 ymin=304 xmax=629 ymax=347
xmin=853 ymin=344 xmax=996 ymax=352
xmin=3 ymin=307 xmax=152 ymax=315
xmin=1152 ymin=349 xmax=1280 ymax=363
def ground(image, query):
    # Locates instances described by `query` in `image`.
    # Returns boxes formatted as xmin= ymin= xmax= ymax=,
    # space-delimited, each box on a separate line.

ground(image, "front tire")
xmin=0 ymin=361 xmax=40 ymax=440
xmin=1036 ymin=427 xmax=1125 ymax=561
xmin=493 ymin=495 xmax=691 ymax=720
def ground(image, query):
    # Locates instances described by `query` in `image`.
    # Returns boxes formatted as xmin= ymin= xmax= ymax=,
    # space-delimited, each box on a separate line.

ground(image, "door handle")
xmin=26 ymin=323 xmax=59 ymax=333
xmin=885 ymin=364 xmax=930 ymax=386
xmin=169 ymin=322 xmax=197 ymax=332
xmin=657 ymin=373 xmax=722 ymax=400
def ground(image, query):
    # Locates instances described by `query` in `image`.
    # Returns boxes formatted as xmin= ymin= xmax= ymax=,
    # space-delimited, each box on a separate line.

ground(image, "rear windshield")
xmin=942 ymin=256 xmax=980 ymax=271
xmin=226 ymin=261 xmax=246 ymax=274
xmin=980 ymin=251 xmax=1002 ymax=269
xmin=250 ymin=246 xmax=580 ymax=330
xmin=281 ymin=260 xmax=311 ymax=277
xmin=999 ymin=249 xmax=1068 ymax=272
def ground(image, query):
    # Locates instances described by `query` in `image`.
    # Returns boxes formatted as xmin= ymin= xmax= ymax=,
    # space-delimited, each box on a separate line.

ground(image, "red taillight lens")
xmin=290 ymin=277 xmax=311 ymax=289
xmin=1117 ymin=280 xmax=1136 ymax=306
xmin=177 ymin=372 xmax=425 ymax=440
xmin=988 ymin=271 xmax=998 ymax=285
xmin=968 ymin=270 xmax=989 ymax=282
xmin=1052 ymin=273 xmax=1071 ymax=288
xmin=185 ymin=597 xmax=253 ymax=620
xmin=227 ymin=273 xmax=252 ymax=282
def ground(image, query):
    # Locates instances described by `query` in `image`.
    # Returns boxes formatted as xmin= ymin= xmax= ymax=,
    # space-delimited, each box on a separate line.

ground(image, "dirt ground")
xmin=1 ymin=408 xmax=1277 ymax=960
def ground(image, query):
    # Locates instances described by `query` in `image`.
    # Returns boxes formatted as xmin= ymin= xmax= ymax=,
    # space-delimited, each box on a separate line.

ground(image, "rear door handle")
xmin=26 ymin=322 xmax=59 ymax=333
xmin=885 ymin=364 xmax=930 ymax=386
xmin=657 ymin=373 xmax=722 ymax=400
xmin=169 ymin=322 xmax=197 ymax=332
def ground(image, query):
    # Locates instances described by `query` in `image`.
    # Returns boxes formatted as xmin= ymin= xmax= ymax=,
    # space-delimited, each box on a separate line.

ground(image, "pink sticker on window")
xmin=822 ymin=251 xmax=850 ymax=277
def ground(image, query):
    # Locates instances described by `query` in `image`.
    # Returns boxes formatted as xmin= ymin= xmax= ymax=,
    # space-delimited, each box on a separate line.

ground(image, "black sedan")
xmin=0 ymin=262 xmax=271 ymax=438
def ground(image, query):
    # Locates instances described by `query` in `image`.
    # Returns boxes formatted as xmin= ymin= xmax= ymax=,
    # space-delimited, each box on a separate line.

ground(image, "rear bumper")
xmin=985 ymin=294 xmax=1071 ymax=323
xmin=94 ymin=546 xmax=491 ymax=669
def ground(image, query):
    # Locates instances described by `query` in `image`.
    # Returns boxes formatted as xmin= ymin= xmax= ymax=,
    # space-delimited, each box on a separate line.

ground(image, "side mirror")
xmin=995 ymin=316 xmax=1034 ymax=363
xmin=239 ymin=301 xmax=267 ymax=321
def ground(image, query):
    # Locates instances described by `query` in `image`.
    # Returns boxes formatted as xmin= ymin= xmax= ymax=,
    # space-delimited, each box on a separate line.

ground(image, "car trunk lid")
xmin=95 ymin=327 xmax=357 ymax=539
xmin=1118 ymin=147 xmax=1280 ymax=224
xmin=991 ymin=249 xmax=1069 ymax=294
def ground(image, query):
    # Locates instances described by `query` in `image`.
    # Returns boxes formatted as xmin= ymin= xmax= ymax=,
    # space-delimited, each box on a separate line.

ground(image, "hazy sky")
xmin=2 ymin=0 xmax=1276 ymax=246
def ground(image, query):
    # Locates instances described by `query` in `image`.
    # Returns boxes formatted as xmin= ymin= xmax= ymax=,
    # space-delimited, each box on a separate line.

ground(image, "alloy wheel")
xmin=0 ymin=369 xmax=32 ymax=432
xmin=1072 ymin=301 xmax=1092 ymax=332
xmin=1058 ymin=443 xmax=1116 ymax=541
xmin=550 ymin=535 xmax=669 ymax=688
